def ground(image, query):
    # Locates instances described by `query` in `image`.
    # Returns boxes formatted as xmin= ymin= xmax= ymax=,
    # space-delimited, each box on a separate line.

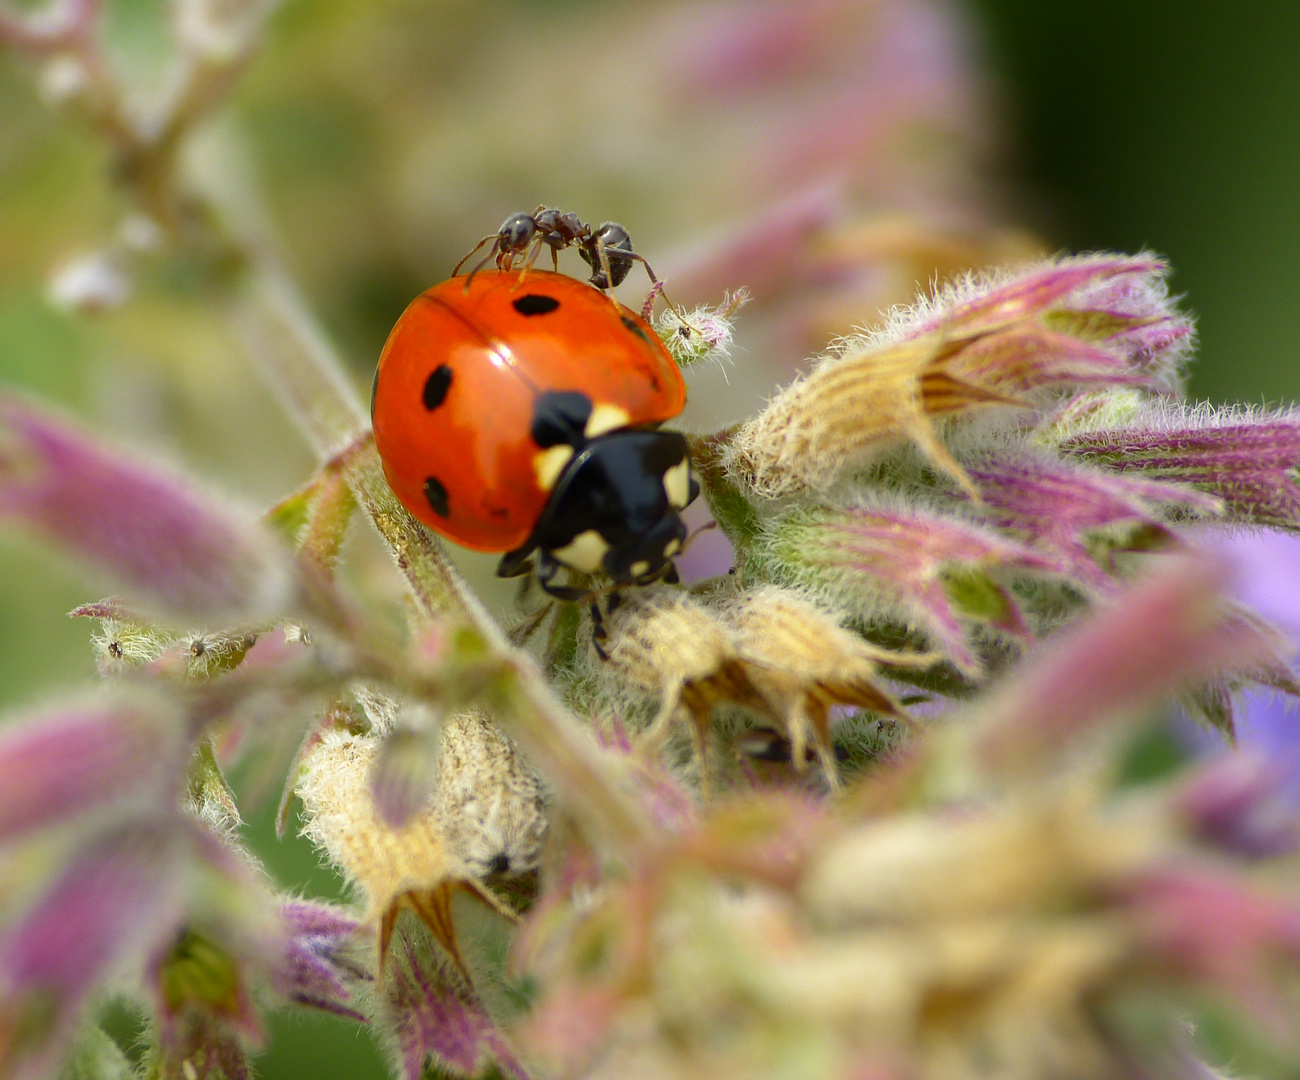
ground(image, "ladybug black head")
xmin=497 ymin=428 xmax=699 ymax=592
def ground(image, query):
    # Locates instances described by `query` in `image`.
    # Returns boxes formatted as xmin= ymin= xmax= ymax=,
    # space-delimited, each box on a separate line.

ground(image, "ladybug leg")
xmin=496 ymin=549 xmax=535 ymax=579
xmin=535 ymin=551 xmax=590 ymax=603
xmin=589 ymin=599 xmax=609 ymax=661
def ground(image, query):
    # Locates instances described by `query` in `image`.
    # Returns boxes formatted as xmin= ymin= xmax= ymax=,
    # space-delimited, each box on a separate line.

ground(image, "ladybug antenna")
xmin=452 ymin=234 xmax=501 ymax=278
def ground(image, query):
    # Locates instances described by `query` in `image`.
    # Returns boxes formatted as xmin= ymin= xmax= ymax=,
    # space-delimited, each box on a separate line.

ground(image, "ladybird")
xmin=371 ymin=269 xmax=699 ymax=598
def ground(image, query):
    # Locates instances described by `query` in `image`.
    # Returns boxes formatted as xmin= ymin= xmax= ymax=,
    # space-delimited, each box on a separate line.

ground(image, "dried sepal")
xmin=433 ymin=710 xmax=549 ymax=885
xmin=294 ymin=730 xmax=515 ymax=978
xmin=596 ymin=589 xmax=779 ymax=782
xmin=762 ymin=502 xmax=1057 ymax=674
xmin=725 ymin=326 xmax=1025 ymax=501
xmin=722 ymin=587 xmax=933 ymax=787
xmin=725 ymin=255 xmax=1184 ymax=503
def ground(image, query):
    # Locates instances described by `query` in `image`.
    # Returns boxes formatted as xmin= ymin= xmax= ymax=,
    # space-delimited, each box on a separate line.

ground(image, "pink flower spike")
xmin=974 ymin=554 xmax=1275 ymax=775
xmin=384 ymin=933 xmax=529 ymax=1080
xmin=0 ymin=693 xmax=182 ymax=842
xmin=965 ymin=456 xmax=1218 ymax=589
xmin=1063 ymin=406 xmax=1300 ymax=529
xmin=275 ymin=901 xmax=368 ymax=1022
xmin=771 ymin=504 xmax=1057 ymax=673
xmin=0 ymin=394 xmax=295 ymax=620
xmin=0 ymin=827 xmax=186 ymax=1080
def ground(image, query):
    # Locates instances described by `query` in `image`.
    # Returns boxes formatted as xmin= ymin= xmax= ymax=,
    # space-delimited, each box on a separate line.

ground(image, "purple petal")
xmin=1176 ymin=752 xmax=1300 ymax=857
xmin=1063 ymin=408 xmax=1300 ymax=529
xmin=0 ymin=395 xmax=294 ymax=619
xmin=0 ymin=694 xmax=181 ymax=842
xmin=275 ymin=900 xmax=368 ymax=1022
xmin=385 ymin=934 xmax=528 ymax=1080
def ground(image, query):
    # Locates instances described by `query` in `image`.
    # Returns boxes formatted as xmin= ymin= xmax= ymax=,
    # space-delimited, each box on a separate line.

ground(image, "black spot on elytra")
xmin=531 ymin=390 xmax=593 ymax=448
xmin=513 ymin=294 xmax=560 ymax=316
xmin=422 ymin=364 xmax=452 ymax=410
xmin=423 ymin=476 xmax=449 ymax=518
xmin=621 ymin=315 xmax=650 ymax=343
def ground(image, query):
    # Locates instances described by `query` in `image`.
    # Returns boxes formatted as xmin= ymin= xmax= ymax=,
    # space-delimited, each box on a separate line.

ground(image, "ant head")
xmin=496 ymin=212 xmax=538 ymax=255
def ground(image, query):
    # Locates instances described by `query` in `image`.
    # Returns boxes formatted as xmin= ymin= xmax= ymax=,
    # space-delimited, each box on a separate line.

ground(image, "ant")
xmin=453 ymin=206 xmax=665 ymax=299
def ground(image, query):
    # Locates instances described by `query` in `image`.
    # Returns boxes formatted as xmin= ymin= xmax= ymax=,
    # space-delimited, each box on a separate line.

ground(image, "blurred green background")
xmin=2 ymin=1 xmax=1298 ymax=1076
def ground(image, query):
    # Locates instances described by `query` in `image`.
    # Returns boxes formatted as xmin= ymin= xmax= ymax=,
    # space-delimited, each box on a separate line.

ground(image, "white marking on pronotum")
xmin=533 ymin=445 xmax=574 ymax=491
xmin=585 ymin=402 xmax=631 ymax=438
xmin=663 ymin=538 xmax=681 ymax=557
xmin=552 ymin=529 xmax=610 ymax=573
xmin=630 ymin=559 xmax=651 ymax=578
xmin=663 ymin=458 xmax=691 ymax=509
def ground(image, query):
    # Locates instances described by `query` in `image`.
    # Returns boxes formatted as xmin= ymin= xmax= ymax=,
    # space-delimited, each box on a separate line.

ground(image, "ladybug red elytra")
xmin=370 ymin=267 xmax=698 ymax=599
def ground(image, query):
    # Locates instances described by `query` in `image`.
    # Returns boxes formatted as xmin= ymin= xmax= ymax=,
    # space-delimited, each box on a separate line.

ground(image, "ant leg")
xmin=515 ymin=239 xmax=546 ymax=286
xmin=626 ymin=252 xmax=695 ymax=327
xmin=593 ymin=241 xmax=618 ymax=302
xmin=452 ymin=234 xmax=499 ymax=278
